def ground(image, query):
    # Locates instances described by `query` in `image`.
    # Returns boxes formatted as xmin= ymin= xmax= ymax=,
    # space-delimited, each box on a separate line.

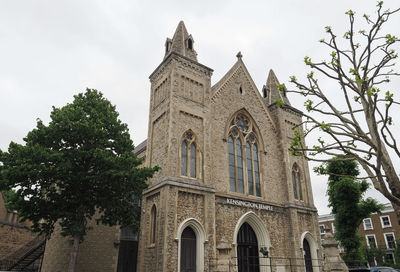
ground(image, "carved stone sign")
xmin=226 ymin=198 xmax=274 ymax=211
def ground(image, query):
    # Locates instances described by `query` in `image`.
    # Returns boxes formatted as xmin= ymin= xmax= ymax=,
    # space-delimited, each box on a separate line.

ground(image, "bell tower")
xmin=145 ymin=21 xmax=213 ymax=185
xmin=138 ymin=21 xmax=215 ymax=271
xmin=262 ymin=69 xmax=319 ymax=262
xmin=262 ymin=69 xmax=314 ymax=206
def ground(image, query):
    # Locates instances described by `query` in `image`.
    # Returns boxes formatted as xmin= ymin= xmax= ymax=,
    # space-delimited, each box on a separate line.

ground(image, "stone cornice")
xmin=284 ymin=202 xmax=318 ymax=212
xmin=143 ymin=177 xmax=215 ymax=195
xmin=268 ymin=104 xmax=303 ymax=117
xmin=149 ymin=51 xmax=213 ymax=81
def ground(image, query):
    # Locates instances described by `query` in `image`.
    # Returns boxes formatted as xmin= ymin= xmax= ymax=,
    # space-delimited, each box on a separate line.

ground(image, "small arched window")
xmin=150 ymin=205 xmax=157 ymax=244
xmin=292 ymin=164 xmax=303 ymax=200
xmin=228 ymin=113 xmax=261 ymax=196
xmin=263 ymin=87 xmax=267 ymax=98
xmin=187 ymin=38 xmax=193 ymax=50
xmin=181 ymin=131 xmax=197 ymax=178
xmin=165 ymin=39 xmax=172 ymax=54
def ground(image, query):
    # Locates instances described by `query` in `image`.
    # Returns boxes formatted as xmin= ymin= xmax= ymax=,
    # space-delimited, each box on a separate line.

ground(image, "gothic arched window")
xmin=292 ymin=164 xmax=303 ymax=200
xmin=181 ymin=131 xmax=197 ymax=178
xmin=150 ymin=205 xmax=157 ymax=244
xmin=187 ymin=38 xmax=193 ymax=50
xmin=228 ymin=113 xmax=261 ymax=196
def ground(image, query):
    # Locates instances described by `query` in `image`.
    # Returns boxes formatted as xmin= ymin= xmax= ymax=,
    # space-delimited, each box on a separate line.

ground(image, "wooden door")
xmin=303 ymin=239 xmax=313 ymax=272
xmin=180 ymin=227 xmax=196 ymax=272
xmin=237 ymin=222 xmax=260 ymax=272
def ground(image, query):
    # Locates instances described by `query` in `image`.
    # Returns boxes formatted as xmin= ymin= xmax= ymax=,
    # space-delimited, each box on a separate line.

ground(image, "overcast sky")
xmin=1 ymin=0 xmax=399 ymax=215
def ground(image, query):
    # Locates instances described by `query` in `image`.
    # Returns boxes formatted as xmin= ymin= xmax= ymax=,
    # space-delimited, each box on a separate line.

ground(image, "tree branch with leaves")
xmin=320 ymin=157 xmax=384 ymax=261
xmin=0 ymin=89 xmax=159 ymax=272
xmin=283 ymin=2 xmax=400 ymax=208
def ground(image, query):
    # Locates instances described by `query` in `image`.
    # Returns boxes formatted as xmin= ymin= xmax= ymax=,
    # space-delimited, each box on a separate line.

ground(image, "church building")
xmin=41 ymin=21 xmax=323 ymax=272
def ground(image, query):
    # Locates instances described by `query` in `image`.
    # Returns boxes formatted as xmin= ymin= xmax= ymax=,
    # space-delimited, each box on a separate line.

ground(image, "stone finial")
xmin=236 ymin=51 xmax=243 ymax=60
xmin=324 ymin=226 xmax=334 ymax=239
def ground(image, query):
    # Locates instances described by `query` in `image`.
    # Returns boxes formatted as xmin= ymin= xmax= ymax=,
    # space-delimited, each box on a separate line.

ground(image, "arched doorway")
xmin=237 ymin=222 xmax=260 ymax=272
xmin=176 ymin=218 xmax=206 ymax=272
xmin=180 ymin=227 xmax=196 ymax=272
xmin=303 ymin=239 xmax=313 ymax=272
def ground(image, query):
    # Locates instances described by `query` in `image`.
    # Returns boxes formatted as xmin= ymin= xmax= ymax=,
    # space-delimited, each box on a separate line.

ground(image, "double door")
xmin=237 ymin=222 xmax=260 ymax=272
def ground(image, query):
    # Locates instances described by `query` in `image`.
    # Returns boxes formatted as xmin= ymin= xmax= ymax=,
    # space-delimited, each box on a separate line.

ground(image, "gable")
xmin=211 ymin=59 xmax=276 ymax=132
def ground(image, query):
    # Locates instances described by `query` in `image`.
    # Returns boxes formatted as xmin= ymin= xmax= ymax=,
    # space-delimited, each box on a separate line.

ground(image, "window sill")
xmin=180 ymin=175 xmax=200 ymax=181
xmin=228 ymin=191 xmax=262 ymax=199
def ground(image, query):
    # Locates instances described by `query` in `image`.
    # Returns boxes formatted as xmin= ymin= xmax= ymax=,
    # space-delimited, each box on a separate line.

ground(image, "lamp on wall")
xmin=260 ymin=247 xmax=269 ymax=257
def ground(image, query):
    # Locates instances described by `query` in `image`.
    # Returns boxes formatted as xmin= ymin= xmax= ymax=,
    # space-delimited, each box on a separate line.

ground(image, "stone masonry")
xmin=42 ymin=21 xmax=323 ymax=272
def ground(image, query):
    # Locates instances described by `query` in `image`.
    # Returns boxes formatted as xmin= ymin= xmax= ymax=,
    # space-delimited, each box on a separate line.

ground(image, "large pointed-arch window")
xmin=292 ymin=164 xmax=303 ymax=200
xmin=228 ymin=113 xmax=261 ymax=196
xmin=181 ymin=131 xmax=197 ymax=178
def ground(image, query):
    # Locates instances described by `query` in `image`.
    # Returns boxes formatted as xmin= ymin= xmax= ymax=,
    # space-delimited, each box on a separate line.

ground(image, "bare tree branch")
xmin=287 ymin=3 xmax=400 ymax=207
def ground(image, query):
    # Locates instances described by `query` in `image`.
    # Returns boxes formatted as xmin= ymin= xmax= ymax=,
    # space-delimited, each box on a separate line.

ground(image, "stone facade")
xmin=41 ymin=222 xmax=120 ymax=272
xmin=137 ymin=21 xmax=322 ymax=272
xmin=42 ymin=21 xmax=323 ymax=272
xmin=0 ymin=192 xmax=36 ymax=261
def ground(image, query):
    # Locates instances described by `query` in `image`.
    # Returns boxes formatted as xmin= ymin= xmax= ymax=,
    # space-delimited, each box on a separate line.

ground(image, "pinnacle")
xmin=264 ymin=69 xmax=291 ymax=106
xmin=267 ymin=69 xmax=279 ymax=86
xmin=164 ymin=21 xmax=198 ymax=61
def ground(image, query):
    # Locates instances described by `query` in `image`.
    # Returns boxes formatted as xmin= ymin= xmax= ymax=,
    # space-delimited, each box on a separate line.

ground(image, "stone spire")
xmin=164 ymin=21 xmax=198 ymax=61
xmin=263 ymin=69 xmax=291 ymax=106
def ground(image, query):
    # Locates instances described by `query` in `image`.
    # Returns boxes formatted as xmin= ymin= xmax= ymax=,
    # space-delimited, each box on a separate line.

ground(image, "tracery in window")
xmin=228 ymin=113 xmax=261 ymax=196
xmin=292 ymin=164 xmax=303 ymax=200
xmin=181 ymin=131 xmax=197 ymax=178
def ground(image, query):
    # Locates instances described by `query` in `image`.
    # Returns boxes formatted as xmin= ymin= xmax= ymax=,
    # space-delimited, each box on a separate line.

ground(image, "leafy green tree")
xmin=393 ymin=238 xmax=400 ymax=266
xmin=0 ymin=89 xmax=158 ymax=272
xmin=1 ymin=188 xmax=20 ymax=211
xmin=285 ymin=3 xmax=400 ymax=211
xmin=361 ymin=244 xmax=384 ymax=266
xmin=320 ymin=157 xmax=384 ymax=261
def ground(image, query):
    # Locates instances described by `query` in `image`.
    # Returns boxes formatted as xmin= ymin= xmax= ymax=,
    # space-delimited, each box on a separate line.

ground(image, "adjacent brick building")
xmin=319 ymin=203 xmax=399 ymax=265
xmin=42 ymin=21 xmax=324 ymax=272
xmin=0 ymin=192 xmax=38 ymax=265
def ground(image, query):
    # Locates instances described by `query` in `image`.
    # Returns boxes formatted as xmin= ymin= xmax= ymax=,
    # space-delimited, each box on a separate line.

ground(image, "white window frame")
xmin=365 ymin=234 xmax=377 ymax=248
xmin=363 ymin=218 xmax=373 ymax=230
xmin=384 ymin=252 xmax=396 ymax=264
xmin=319 ymin=224 xmax=326 ymax=235
xmin=381 ymin=215 xmax=392 ymax=228
xmin=384 ymin=232 xmax=396 ymax=249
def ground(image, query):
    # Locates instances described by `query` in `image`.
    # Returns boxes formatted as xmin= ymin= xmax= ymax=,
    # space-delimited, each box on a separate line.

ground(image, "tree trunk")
xmin=392 ymin=202 xmax=400 ymax=229
xmin=68 ymin=235 xmax=80 ymax=272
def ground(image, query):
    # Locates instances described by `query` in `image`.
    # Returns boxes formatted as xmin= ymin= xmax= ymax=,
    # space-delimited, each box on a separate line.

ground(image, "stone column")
xmin=322 ymin=227 xmax=348 ymax=272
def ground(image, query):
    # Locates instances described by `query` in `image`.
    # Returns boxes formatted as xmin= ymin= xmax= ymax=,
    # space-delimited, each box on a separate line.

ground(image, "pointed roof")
xmin=211 ymin=55 xmax=277 ymax=131
xmin=164 ymin=21 xmax=198 ymax=61
xmin=264 ymin=69 xmax=291 ymax=106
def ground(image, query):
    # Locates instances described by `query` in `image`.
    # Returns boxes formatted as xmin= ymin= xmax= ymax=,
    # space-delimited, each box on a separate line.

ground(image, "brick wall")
xmin=0 ymin=223 xmax=37 ymax=260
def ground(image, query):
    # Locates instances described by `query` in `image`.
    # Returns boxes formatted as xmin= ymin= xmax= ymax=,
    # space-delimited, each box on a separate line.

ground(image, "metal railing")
xmin=208 ymin=256 xmax=325 ymax=272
